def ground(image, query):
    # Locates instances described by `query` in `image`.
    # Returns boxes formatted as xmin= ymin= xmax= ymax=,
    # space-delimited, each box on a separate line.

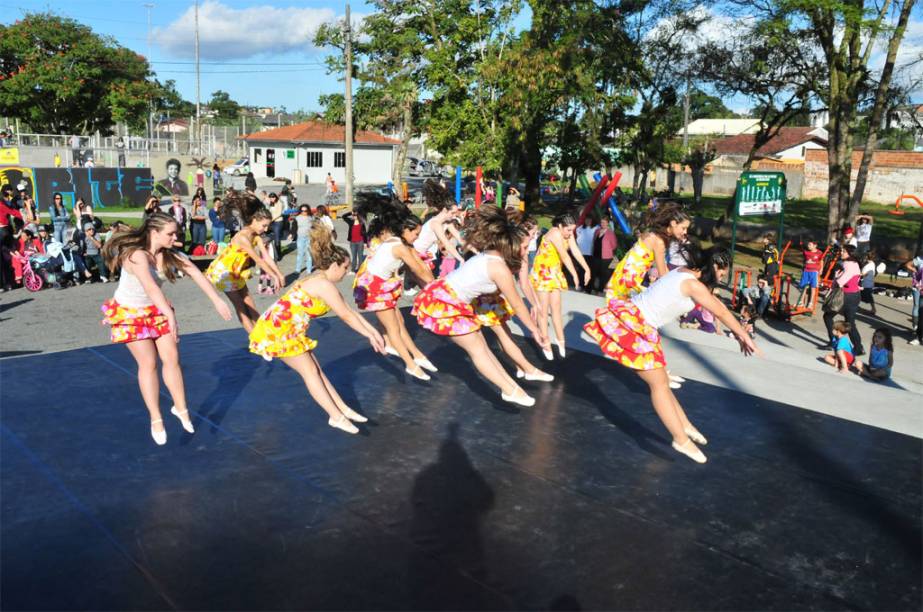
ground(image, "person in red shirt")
xmin=0 ymin=185 xmax=24 ymax=291
xmin=342 ymin=209 xmax=367 ymax=273
xmin=10 ymin=228 xmax=45 ymax=284
xmin=796 ymin=239 xmax=823 ymax=308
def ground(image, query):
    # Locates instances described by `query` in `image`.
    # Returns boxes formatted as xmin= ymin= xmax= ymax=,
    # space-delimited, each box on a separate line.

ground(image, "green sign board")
xmin=286 ymin=150 xmax=295 ymax=159
xmin=729 ymin=171 xmax=787 ymax=282
xmin=737 ymin=172 xmax=786 ymax=216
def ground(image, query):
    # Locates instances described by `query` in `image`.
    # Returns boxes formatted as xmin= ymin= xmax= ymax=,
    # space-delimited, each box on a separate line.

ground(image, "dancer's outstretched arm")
xmin=490 ymin=259 xmax=550 ymax=351
xmin=548 ymin=231 xmax=581 ymax=289
xmin=685 ymin=278 xmax=759 ymax=357
xmin=565 ymin=234 xmax=591 ymax=286
xmin=178 ymin=256 xmax=233 ymax=321
xmin=395 ymin=243 xmax=435 ymax=285
xmin=312 ymin=278 xmax=386 ymax=354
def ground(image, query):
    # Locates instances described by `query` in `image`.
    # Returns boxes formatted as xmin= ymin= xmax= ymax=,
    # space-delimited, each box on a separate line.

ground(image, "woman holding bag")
xmin=823 ymin=245 xmax=864 ymax=356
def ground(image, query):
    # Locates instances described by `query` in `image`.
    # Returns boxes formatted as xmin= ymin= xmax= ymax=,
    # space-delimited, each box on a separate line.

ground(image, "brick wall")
xmin=803 ymin=149 xmax=923 ymax=202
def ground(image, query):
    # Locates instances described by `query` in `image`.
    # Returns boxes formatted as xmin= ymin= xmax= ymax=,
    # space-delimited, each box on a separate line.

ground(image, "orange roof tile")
xmin=241 ymin=121 xmax=399 ymax=145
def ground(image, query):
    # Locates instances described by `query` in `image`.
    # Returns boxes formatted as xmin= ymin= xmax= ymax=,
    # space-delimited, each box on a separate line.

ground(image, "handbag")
xmin=823 ymin=286 xmax=844 ymax=313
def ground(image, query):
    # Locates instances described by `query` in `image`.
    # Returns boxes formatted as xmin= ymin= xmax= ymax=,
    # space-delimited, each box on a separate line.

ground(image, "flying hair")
xmin=310 ymin=223 xmax=349 ymax=269
xmin=678 ymin=240 xmax=730 ymax=289
xmin=641 ymin=201 xmax=690 ymax=244
xmin=422 ymin=179 xmax=456 ymax=211
xmin=221 ymin=192 xmax=271 ymax=227
xmin=101 ymin=212 xmax=186 ymax=282
xmin=464 ymin=207 xmax=528 ymax=272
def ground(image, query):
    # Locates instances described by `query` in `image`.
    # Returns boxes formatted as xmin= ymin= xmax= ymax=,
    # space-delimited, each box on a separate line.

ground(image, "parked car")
xmin=224 ymin=157 xmax=251 ymax=176
xmin=406 ymin=157 xmax=423 ymax=176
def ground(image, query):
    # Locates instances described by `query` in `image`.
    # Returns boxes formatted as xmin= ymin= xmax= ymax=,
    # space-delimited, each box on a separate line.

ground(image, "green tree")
xmin=0 ymin=13 xmax=157 ymax=134
xmin=154 ymin=79 xmax=195 ymax=117
xmin=207 ymin=90 xmax=240 ymax=125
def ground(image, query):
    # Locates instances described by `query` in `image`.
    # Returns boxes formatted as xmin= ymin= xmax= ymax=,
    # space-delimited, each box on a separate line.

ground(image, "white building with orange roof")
xmin=241 ymin=121 xmax=399 ymax=185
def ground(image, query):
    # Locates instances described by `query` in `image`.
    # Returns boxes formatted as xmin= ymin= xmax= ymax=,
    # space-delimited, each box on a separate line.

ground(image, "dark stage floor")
xmin=2 ymin=317 xmax=921 ymax=610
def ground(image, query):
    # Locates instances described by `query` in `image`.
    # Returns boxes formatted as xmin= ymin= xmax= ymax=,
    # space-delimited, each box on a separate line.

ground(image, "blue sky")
xmin=3 ymin=1 xmax=920 ymax=117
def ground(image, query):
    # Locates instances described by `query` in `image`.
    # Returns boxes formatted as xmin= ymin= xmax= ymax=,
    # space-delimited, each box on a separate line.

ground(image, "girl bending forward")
xmin=585 ymin=243 xmax=757 ymax=463
xmin=414 ymin=207 xmax=551 ymax=407
xmin=249 ymin=225 xmax=385 ymax=434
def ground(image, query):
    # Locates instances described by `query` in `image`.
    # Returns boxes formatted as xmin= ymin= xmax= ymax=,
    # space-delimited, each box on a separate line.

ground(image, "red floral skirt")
xmin=583 ymin=299 xmax=665 ymax=370
xmin=354 ymin=272 xmax=402 ymax=312
xmin=101 ymin=299 xmax=171 ymax=344
xmin=412 ymin=279 xmax=482 ymax=336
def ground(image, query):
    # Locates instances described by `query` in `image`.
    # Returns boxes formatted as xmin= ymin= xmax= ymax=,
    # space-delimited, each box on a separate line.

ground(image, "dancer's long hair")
xmin=679 ymin=240 xmax=729 ymax=289
xmin=641 ymin=202 xmax=690 ymax=244
xmin=464 ymin=207 xmax=528 ymax=272
xmin=355 ymin=191 xmax=421 ymax=242
xmin=101 ymin=212 xmax=186 ymax=281
xmin=220 ymin=191 xmax=271 ymax=227
xmin=551 ymin=213 xmax=576 ymax=228
xmin=310 ymin=223 xmax=349 ymax=269
xmin=422 ymin=179 xmax=456 ymax=212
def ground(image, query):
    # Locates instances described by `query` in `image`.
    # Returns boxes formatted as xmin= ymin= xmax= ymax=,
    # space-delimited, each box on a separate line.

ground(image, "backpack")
xmin=204 ymin=240 xmax=218 ymax=255
xmin=191 ymin=244 xmax=206 ymax=256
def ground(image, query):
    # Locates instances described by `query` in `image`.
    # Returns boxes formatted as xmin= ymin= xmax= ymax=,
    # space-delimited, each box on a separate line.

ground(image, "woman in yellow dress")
xmin=249 ymin=224 xmax=385 ymax=434
xmin=206 ymin=192 xmax=285 ymax=332
xmin=528 ymin=213 xmax=590 ymax=360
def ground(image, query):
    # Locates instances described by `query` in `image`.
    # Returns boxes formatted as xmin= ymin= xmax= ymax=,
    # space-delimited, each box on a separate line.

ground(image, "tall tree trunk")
xmin=568 ymin=166 xmax=579 ymax=205
xmin=848 ymin=0 xmax=916 ymax=223
xmin=392 ymin=96 xmax=413 ymax=189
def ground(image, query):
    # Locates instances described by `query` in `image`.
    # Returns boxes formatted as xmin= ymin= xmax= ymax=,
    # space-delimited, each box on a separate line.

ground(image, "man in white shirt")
xmin=575 ymin=217 xmax=599 ymax=293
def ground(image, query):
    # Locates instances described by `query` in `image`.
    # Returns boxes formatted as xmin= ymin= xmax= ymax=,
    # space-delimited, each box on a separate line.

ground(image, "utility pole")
xmin=194 ymin=0 xmax=201 ymax=154
xmin=343 ymin=2 xmax=354 ymax=209
xmin=144 ymin=3 xmax=155 ymax=143
xmin=680 ymin=75 xmax=691 ymax=193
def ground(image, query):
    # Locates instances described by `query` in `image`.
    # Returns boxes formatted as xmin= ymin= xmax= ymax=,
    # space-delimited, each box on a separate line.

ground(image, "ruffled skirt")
xmin=473 ymin=291 xmax=513 ymax=327
xmin=101 ymin=299 xmax=171 ymax=344
xmin=583 ymin=299 xmax=665 ymax=370
xmin=412 ymin=279 xmax=481 ymax=336
xmin=354 ymin=272 xmax=402 ymax=312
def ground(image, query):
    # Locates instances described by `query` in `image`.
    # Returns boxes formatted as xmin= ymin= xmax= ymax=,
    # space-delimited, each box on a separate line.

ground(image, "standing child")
xmin=413 ymin=208 xmax=552 ymax=406
xmin=823 ymin=321 xmax=856 ymax=374
xmin=795 ymin=239 xmax=823 ymax=309
xmin=857 ymin=327 xmax=893 ymax=381
xmin=584 ymin=243 xmax=757 ymax=463
xmin=859 ymin=251 xmax=878 ymax=315
xmin=529 ymin=213 xmax=591 ymax=359
xmin=101 ymin=213 xmax=232 ymax=444
xmin=761 ymin=233 xmax=780 ymax=283
xmin=206 ymin=193 xmax=285 ymax=332
xmin=249 ymin=225 xmax=385 ymax=434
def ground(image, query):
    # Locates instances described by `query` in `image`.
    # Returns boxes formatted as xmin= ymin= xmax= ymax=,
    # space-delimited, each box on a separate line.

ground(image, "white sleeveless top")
xmin=413 ymin=218 xmax=439 ymax=255
xmin=113 ymin=263 xmax=165 ymax=308
xmin=446 ymin=253 xmax=502 ymax=303
xmin=631 ymin=269 xmax=695 ymax=328
xmin=367 ymin=238 xmax=404 ymax=279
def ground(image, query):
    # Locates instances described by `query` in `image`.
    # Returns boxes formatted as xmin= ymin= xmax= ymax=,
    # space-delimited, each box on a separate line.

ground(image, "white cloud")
xmin=154 ymin=1 xmax=337 ymax=60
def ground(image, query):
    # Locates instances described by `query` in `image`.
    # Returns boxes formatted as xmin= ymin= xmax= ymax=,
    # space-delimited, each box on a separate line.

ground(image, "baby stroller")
xmin=33 ymin=242 xmax=78 ymax=289
xmin=12 ymin=250 xmax=44 ymax=291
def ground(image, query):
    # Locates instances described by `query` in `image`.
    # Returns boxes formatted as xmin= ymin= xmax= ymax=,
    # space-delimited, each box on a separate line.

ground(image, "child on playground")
xmin=249 ymin=224 xmax=386 ymax=434
xmin=761 ymin=233 xmax=780 ymax=281
xmin=823 ymin=321 xmax=855 ymax=374
xmin=859 ymin=251 xmax=878 ymax=315
xmin=857 ymin=327 xmax=893 ymax=381
xmin=795 ymin=239 xmax=823 ymax=309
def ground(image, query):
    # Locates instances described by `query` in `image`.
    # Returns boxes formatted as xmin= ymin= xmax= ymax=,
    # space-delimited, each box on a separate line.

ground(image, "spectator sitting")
xmin=744 ymin=275 xmax=773 ymax=317
xmin=823 ymin=321 xmax=855 ymax=374
xmin=11 ymin=228 xmax=45 ymax=284
xmin=857 ymin=327 xmax=893 ymax=381
xmin=82 ymin=224 xmax=107 ymax=282
xmin=738 ymin=304 xmax=756 ymax=337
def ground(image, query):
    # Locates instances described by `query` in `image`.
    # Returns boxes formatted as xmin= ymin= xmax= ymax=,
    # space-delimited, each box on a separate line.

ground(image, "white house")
xmin=676 ymin=118 xmax=762 ymax=137
xmin=241 ymin=121 xmax=399 ymax=185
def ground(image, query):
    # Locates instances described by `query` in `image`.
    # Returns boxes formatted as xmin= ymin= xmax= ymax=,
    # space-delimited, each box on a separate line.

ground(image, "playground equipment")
xmin=728 ymin=171 xmax=786 ymax=282
xmin=730 ymin=268 xmax=753 ymax=309
xmin=888 ymin=194 xmax=923 ymax=216
xmin=575 ymin=172 xmax=631 ymax=235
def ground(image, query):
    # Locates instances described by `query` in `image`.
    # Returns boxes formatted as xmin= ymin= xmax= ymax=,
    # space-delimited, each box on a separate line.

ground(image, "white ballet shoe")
xmin=405 ymin=366 xmax=431 ymax=381
xmin=385 ymin=345 xmax=399 ymax=357
xmin=339 ymin=406 xmax=368 ymax=423
xmin=672 ymin=439 xmax=707 ymax=464
xmin=516 ymin=368 xmax=554 ymax=382
xmin=328 ymin=414 xmax=359 ymax=434
xmin=414 ymin=357 xmax=438 ymax=372
xmin=669 ymin=380 xmax=682 ymax=389
xmin=170 ymin=407 xmax=195 ymax=434
xmin=554 ymin=340 xmax=566 ymax=358
xmin=150 ymin=419 xmax=167 ymax=446
xmin=684 ymin=426 xmax=707 ymax=446
xmin=542 ymin=348 xmax=554 ymax=361
xmin=669 ymin=373 xmax=686 ymax=383
xmin=501 ymin=388 xmax=536 ymax=407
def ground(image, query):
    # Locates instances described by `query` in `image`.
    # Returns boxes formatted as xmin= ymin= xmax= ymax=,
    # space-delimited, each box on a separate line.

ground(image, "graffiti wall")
xmin=0 ymin=166 xmax=154 ymax=208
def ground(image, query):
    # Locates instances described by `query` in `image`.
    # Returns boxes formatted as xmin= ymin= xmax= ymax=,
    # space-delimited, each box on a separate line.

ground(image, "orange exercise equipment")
xmin=887 ymin=194 xmax=923 ymax=216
